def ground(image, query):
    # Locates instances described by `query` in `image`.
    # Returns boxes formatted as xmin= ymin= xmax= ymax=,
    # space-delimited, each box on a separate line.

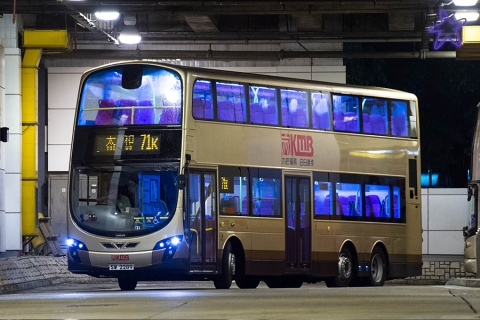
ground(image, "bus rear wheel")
xmin=325 ymin=246 xmax=354 ymax=288
xmin=214 ymin=242 xmax=235 ymax=289
xmin=366 ymin=247 xmax=387 ymax=286
xmin=118 ymin=277 xmax=137 ymax=291
xmin=235 ymin=275 xmax=260 ymax=289
xmin=265 ymin=277 xmax=303 ymax=288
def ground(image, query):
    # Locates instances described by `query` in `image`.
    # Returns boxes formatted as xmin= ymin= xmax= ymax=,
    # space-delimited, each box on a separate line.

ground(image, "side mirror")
xmin=468 ymin=184 xmax=477 ymax=201
xmin=178 ymin=174 xmax=186 ymax=190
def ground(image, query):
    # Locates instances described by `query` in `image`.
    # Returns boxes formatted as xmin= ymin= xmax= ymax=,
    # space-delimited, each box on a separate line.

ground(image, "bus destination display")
xmin=94 ymin=132 xmax=160 ymax=155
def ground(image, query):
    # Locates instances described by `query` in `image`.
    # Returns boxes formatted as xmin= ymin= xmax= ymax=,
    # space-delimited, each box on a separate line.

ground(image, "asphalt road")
xmin=0 ymin=281 xmax=479 ymax=319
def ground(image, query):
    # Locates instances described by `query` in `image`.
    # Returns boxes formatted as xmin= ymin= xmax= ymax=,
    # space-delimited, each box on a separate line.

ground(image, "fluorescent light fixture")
xmin=95 ymin=11 xmax=120 ymax=20
xmin=119 ymin=25 xmax=141 ymax=44
xmin=455 ymin=10 xmax=480 ymax=21
xmin=454 ymin=0 xmax=478 ymax=6
xmin=119 ymin=15 xmax=141 ymax=44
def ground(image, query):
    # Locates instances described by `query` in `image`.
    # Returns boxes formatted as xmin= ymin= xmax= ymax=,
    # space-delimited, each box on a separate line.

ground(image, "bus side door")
xmin=188 ymin=170 xmax=217 ymax=272
xmin=285 ymin=175 xmax=311 ymax=273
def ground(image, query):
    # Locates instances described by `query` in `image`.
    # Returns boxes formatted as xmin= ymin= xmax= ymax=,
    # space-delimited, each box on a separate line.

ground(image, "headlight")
xmin=153 ymin=236 xmax=183 ymax=262
xmin=67 ymin=238 xmax=88 ymax=263
xmin=153 ymin=236 xmax=182 ymax=250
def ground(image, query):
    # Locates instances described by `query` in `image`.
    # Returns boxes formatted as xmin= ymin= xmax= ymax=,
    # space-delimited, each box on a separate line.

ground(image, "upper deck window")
xmin=362 ymin=97 xmax=388 ymax=135
xmin=281 ymin=89 xmax=309 ymax=128
xmin=311 ymin=92 xmax=331 ymax=130
xmin=249 ymin=86 xmax=278 ymax=125
xmin=193 ymin=80 xmax=213 ymax=120
xmin=191 ymin=77 xmax=418 ymax=140
xmin=332 ymin=94 xmax=360 ymax=133
xmin=390 ymin=100 xmax=409 ymax=137
xmin=77 ymin=65 xmax=182 ymax=126
xmin=216 ymin=82 xmax=246 ymax=123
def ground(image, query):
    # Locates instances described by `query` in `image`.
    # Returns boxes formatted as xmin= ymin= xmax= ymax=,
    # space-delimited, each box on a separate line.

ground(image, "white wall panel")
xmin=47 ymin=145 xmax=70 ymax=172
xmin=48 ymin=109 xmax=75 ymax=145
xmin=4 ymin=133 xmax=20 ymax=173
xmin=48 ymin=72 xmax=85 ymax=109
xmin=422 ymin=188 xmax=469 ymax=256
xmin=0 ymin=170 xmax=4 ymax=211
xmin=422 ymin=230 xmax=429 ymax=255
xmin=5 ymin=94 xmax=21 ymax=134
xmin=428 ymin=231 xmax=464 ymax=255
xmin=0 ymin=211 xmax=5 ymax=252
xmin=4 ymin=48 xmax=20 ymax=95
xmin=421 ymin=190 xmax=428 ymax=232
xmin=4 ymin=173 xmax=20 ymax=212
xmin=0 ymin=46 xmax=4 ymax=90
xmin=4 ymin=212 xmax=21 ymax=250
xmin=429 ymin=194 xmax=468 ymax=230
xmin=47 ymin=68 xmax=88 ymax=172
xmin=423 ymin=189 xmax=468 ymax=231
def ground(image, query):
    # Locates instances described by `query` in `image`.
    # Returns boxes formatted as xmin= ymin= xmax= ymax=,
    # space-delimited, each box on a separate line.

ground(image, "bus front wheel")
xmin=367 ymin=247 xmax=387 ymax=286
xmin=325 ymin=246 xmax=354 ymax=288
xmin=214 ymin=242 xmax=235 ymax=289
xmin=118 ymin=277 xmax=137 ymax=291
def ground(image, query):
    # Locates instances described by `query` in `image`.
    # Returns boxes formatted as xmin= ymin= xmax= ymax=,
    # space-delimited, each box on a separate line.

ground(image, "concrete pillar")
xmin=1 ymin=15 xmax=23 ymax=255
xmin=0 ymin=43 xmax=5 ymax=253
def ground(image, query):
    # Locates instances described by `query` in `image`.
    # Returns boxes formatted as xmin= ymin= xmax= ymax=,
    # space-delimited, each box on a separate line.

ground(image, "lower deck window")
xmin=219 ymin=176 xmax=248 ymax=215
xmin=218 ymin=167 xmax=406 ymax=223
xmin=314 ymin=181 xmax=332 ymax=215
xmin=313 ymin=172 xmax=405 ymax=222
xmin=336 ymin=182 xmax=362 ymax=217
xmin=365 ymin=184 xmax=390 ymax=218
xmin=252 ymin=177 xmax=281 ymax=216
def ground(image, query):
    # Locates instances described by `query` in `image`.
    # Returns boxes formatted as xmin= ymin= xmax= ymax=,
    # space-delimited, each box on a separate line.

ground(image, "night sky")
xmin=344 ymin=43 xmax=480 ymax=188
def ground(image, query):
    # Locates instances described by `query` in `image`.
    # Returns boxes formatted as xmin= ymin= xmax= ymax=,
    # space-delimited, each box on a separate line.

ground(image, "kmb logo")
xmin=281 ymin=134 xmax=314 ymax=157
xmin=111 ymin=255 xmax=130 ymax=261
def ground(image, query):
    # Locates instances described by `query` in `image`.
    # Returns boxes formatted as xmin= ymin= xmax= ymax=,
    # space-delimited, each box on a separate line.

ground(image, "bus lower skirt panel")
xmin=67 ymin=257 xmax=192 ymax=281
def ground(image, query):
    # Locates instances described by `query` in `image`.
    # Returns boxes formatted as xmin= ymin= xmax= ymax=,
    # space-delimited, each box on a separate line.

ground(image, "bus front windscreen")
xmin=77 ymin=64 xmax=182 ymax=126
xmin=70 ymin=163 xmax=180 ymax=237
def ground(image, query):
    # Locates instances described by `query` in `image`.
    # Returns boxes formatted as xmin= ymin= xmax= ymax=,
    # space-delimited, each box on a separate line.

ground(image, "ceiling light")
xmin=119 ymin=26 xmax=141 ymax=44
xmin=455 ymin=10 xmax=480 ymax=20
xmin=95 ymin=11 xmax=120 ymax=20
xmin=119 ymin=15 xmax=141 ymax=44
xmin=454 ymin=0 xmax=478 ymax=6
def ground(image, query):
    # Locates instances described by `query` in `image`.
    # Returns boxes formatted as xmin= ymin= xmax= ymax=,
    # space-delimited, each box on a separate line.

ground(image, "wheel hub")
xmin=229 ymin=252 xmax=236 ymax=276
xmin=371 ymin=254 xmax=384 ymax=282
xmin=338 ymin=253 xmax=352 ymax=281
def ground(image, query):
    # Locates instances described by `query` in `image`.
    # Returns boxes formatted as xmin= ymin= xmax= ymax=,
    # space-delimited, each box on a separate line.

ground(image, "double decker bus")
xmin=67 ymin=61 xmax=422 ymax=290
xmin=464 ymin=105 xmax=480 ymax=274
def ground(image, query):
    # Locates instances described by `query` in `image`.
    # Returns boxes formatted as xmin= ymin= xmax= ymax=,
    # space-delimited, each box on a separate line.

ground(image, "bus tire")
xmin=265 ymin=278 xmax=283 ymax=288
xmin=367 ymin=247 xmax=387 ymax=286
xmin=118 ymin=277 xmax=137 ymax=291
xmin=325 ymin=246 xmax=353 ymax=288
xmin=265 ymin=277 xmax=303 ymax=288
xmin=214 ymin=242 xmax=234 ymax=289
xmin=235 ymin=276 xmax=260 ymax=289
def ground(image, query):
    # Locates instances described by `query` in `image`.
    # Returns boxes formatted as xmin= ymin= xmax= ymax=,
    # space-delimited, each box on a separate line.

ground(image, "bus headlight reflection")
xmin=153 ymin=235 xmax=183 ymax=262
xmin=67 ymin=238 xmax=88 ymax=263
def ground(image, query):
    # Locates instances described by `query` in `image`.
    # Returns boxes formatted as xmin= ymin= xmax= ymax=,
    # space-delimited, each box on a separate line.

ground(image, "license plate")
xmin=109 ymin=264 xmax=134 ymax=271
